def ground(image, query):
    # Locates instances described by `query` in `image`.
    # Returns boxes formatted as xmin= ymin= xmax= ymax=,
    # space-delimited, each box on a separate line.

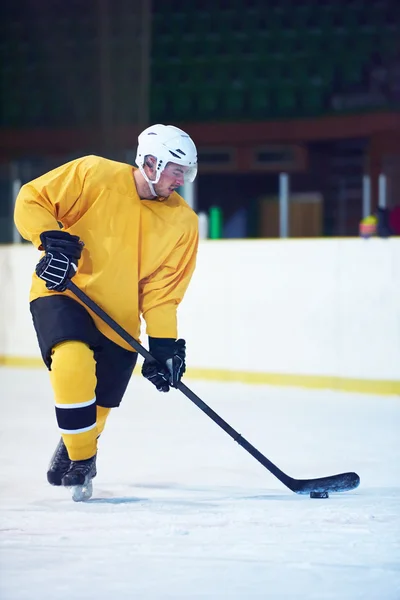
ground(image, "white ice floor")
xmin=1 ymin=367 xmax=399 ymax=600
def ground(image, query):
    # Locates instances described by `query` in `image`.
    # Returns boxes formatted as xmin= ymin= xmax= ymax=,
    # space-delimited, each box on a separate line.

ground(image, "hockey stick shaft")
xmin=66 ymin=281 xmax=292 ymax=485
xmin=66 ymin=281 xmax=359 ymax=494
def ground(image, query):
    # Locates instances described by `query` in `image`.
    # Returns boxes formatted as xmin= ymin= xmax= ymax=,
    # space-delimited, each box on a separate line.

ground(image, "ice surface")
xmin=1 ymin=368 xmax=399 ymax=600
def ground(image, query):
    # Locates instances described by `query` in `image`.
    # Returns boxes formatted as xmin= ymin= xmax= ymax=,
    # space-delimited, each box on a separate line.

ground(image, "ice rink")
xmin=1 ymin=367 xmax=399 ymax=600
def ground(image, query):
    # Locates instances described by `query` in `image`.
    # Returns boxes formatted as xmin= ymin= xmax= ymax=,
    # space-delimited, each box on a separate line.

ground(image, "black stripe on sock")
xmin=55 ymin=403 xmax=96 ymax=432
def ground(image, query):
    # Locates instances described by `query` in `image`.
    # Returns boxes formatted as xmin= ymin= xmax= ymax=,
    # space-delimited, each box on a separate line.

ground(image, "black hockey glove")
xmin=142 ymin=337 xmax=186 ymax=393
xmin=35 ymin=230 xmax=83 ymax=292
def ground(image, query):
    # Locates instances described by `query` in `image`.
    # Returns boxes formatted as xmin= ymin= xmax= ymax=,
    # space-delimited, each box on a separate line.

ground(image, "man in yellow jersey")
xmin=14 ymin=124 xmax=199 ymax=500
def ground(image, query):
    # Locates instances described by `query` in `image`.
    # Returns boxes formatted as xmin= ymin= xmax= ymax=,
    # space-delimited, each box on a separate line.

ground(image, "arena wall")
xmin=1 ymin=239 xmax=399 ymax=395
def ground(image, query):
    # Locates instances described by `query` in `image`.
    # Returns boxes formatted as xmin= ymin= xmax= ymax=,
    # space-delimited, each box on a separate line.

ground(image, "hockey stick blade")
xmin=66 ymin=281 xmax=361 ymax=496
xmin=287 ymin=471 xmax=360 ymax=495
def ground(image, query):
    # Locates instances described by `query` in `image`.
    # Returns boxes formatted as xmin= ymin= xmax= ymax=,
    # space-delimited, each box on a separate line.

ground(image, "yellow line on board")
xmin=184 ymin=368 xmax=400 ymax=396
xmin=0 ymin=355 xmax=44 ymax=368
xmin=1 ymin=355 xmax=399 ymax=395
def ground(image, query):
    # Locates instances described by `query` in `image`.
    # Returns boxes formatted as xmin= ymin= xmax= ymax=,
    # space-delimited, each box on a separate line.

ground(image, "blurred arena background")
xmin=0 ymin=0 xmax=399 ymax=240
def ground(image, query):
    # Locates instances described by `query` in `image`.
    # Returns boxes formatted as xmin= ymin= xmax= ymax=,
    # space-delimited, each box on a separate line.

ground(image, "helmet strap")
xmin=138 ymin=164 xmax=159 ymax=197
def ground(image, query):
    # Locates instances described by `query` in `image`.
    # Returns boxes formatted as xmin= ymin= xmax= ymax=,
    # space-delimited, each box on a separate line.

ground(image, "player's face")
xmin=154 ymin=162 xmax=189 ymax=197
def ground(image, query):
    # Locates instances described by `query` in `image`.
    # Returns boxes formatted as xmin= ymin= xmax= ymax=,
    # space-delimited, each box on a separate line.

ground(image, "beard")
xmin=154 ymin=182 xmax=174 ymax=198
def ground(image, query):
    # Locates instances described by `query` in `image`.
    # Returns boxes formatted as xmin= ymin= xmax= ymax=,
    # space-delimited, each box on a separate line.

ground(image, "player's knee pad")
xmin=50 ymin=341 xmax=96 ymax=405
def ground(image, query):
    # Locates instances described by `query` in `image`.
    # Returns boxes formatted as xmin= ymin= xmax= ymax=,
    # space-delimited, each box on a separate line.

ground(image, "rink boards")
xmin=0 ymin=238 xmax=399 ymax=395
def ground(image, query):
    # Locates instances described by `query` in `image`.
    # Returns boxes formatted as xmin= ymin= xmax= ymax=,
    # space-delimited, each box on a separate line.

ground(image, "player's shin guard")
xmin=50 ymin=341 xmax=97 ymax=461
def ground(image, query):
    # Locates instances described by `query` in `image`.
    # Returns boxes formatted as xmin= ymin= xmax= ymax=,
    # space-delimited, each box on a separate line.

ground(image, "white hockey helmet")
xmin=135 ymin=124 xmax=198 ymax=194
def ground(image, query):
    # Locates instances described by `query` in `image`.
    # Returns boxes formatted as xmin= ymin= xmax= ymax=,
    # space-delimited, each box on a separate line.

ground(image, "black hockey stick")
xmin=67 ymin=280 xmax=360 ymax=495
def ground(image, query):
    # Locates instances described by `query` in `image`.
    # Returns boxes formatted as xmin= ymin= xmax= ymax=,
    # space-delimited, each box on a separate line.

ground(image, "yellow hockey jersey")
xmin=14 ymin=155 xmax=199 ymax=351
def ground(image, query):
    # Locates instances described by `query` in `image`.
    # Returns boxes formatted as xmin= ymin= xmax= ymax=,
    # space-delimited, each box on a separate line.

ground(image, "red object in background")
xmin=359 ymin=220 xmax=377 ymax=238
xmin=389 ymin=206 xmax=400 ymax=235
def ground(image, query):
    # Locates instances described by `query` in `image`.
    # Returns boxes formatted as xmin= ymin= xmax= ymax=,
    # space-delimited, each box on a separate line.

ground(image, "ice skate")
xmin=47 ymin=438 xmax=71 ymax=486
xmin=61 ymin=455 xmax=97 ymax=502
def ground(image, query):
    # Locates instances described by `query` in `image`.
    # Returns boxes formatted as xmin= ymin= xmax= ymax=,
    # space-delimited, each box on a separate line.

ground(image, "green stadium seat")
xmin=224 ymin=87 xmax=246 ymax=118
xmin=273 ymin=82 xmax=297 ymax=117
xmin=196 ymin=85 xmax=221 ymax=120
xmin=150 ymin=85 xmax=168 ymax=121
xmin=248 ymin=84 xmax=272 ymax=119
xmin=169 ymin=83 xmax=194 ymax=120
xmin=2 ymin=1 xmax=398 ymax=127
xmin=300 ymin=84 xmax=325 ymax=116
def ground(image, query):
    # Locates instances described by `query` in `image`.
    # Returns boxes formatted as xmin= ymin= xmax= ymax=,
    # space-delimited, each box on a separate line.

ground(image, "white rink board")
xmin=0 ymin=238 xmax=399 ymax=383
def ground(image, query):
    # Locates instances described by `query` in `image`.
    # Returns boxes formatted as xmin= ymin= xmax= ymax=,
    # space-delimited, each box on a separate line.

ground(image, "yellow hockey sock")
xmin=50 ymin=341 xmax=97 ymax=461
xmin=96 ymin=405 xmax=111 ymax=437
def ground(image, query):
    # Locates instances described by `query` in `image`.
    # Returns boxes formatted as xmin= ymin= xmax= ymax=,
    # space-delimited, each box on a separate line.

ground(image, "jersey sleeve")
xmin=140 ymin=218 xmax=199 ymax=339
xmin=14 ymin=156 xmax=94 ymax=248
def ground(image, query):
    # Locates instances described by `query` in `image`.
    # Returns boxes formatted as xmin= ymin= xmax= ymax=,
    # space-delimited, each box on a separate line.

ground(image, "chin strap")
xmin=138 ymin=165 xmax=158 ymax=197
xmin=147 ymin=180 xmax=157 ymax=197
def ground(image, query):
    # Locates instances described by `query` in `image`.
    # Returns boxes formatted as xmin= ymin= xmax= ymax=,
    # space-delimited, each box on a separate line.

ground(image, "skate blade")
xmin=71 ymin=478 xmax=93 ymax=502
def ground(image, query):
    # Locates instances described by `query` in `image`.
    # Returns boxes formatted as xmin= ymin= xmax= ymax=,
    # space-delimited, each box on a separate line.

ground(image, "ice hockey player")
xmin=14 ymin=124 xmax=199 ymax=501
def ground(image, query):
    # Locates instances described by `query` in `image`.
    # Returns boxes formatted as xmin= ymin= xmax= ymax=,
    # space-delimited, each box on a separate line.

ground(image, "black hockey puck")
xmin=310 ymin=491 xmax=329 ymax=499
